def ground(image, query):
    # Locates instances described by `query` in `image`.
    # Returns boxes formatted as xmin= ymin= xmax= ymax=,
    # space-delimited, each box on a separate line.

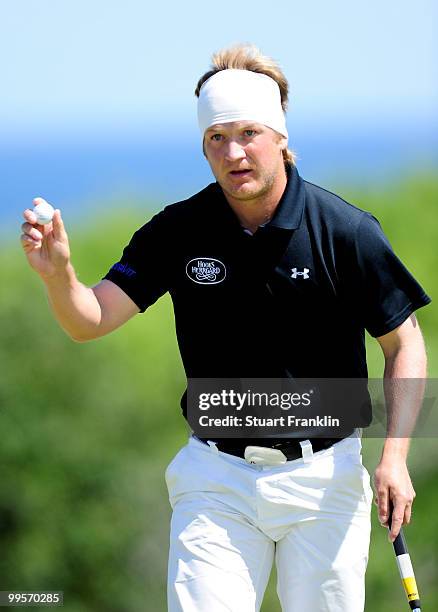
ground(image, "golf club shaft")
xmin=389 ymin=506 xmax=421 ymax=611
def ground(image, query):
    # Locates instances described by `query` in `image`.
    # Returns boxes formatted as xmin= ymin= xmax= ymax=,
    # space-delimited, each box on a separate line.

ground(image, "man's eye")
xmin=244 ymin=129 xmax=256 ymax=137
xmin=211 ymin=134 xmax=223 ymax=141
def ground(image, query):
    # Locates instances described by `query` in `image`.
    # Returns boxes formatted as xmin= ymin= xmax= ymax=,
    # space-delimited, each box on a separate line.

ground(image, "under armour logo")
xmin=291 ymin=267 xmax=310 ymax=279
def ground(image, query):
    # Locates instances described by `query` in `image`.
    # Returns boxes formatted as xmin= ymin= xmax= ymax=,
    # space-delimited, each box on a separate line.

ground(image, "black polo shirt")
xmin=104 ymin=164 xmax=431 ymax=425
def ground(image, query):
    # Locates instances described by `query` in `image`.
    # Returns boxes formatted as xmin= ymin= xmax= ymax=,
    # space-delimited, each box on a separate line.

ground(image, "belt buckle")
xmin=244 ymin=446 xmax=287 ymax=466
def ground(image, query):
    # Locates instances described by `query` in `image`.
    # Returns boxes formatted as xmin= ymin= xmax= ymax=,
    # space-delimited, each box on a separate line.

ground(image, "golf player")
xmin=21 ymin=45 xmax=430 ymax=611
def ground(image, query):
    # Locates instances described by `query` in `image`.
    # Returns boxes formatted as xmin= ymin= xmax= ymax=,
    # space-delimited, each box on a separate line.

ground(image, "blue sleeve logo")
xmin=111 ymin=262 xmax=137 ymax=278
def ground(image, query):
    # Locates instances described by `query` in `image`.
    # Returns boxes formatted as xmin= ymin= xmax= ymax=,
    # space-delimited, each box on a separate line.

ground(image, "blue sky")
xmin=1 ymin=0 xmax=436 ymax=143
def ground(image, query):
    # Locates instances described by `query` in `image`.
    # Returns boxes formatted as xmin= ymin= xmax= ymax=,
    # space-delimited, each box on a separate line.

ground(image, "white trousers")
xmin=165 ymin=434 xmax=373 ymax=612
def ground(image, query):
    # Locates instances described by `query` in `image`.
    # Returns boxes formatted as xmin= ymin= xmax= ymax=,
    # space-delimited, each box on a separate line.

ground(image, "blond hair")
xmin=195 ymin=44 xmax=296 ymax=166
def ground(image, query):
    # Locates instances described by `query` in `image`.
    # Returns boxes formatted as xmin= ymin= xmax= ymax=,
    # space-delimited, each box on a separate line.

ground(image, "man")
xmin=21 ymin=45 xmax=430 ymax=611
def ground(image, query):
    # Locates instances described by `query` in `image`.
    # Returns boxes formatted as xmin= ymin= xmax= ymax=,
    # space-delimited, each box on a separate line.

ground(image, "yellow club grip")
xmin=402 ymin=576 xmax=419 ymax=601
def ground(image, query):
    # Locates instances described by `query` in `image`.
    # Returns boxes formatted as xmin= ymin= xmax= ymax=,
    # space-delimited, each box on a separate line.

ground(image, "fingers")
xmin=24 ymin=197 xmax=55 ymax=223
xmin=23 ymin=208 xmax=38 ymax=225
xmin=404 ymin=503 xmax=412 ymax=525
xmin=21 ymin=198 xmax=53 ymax=252
xmin=24 ymin=197 xmax=48 ymax=224
xmin=376 ymin=486 xmax=389 ymax=526
xmin=21 ymin=221 xmax=43 ymax=243
xmin=373 ymin=461 xmax=416 ymax=543
xmin=402 ymin=488 xmax=415 ymax=526
xmin=22 ymin=198 xmax=64 ymax=241
xmin=51 ymin=209 xmax=67 ymax=241
xmin=388 ymin=502 xmax=405 ymax=542
xmin=20 ymin=221 xmax=42 ymax=252
xmin=20 ymin=233 xmax=40 ymax=250
xmin=376 ymin=490 xmax=413 ymax=541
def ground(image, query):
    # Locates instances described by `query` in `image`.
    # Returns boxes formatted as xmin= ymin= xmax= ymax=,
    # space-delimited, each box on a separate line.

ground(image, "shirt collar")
xmin=267 ymin=163 xmax=305 ymax=230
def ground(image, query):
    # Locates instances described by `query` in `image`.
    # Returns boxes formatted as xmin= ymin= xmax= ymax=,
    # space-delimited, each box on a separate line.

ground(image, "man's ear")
xmin=279 ymin=135 xmax=288 ymax=151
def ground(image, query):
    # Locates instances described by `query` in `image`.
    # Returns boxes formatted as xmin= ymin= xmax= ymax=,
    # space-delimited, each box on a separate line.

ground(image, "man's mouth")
xmin=229 ymin=169 xmax=252 ymax=176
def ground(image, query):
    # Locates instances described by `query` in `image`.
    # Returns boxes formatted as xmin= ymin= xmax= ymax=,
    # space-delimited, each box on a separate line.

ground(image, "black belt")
xmin=195 ymin=435 xmax=351 ymax=461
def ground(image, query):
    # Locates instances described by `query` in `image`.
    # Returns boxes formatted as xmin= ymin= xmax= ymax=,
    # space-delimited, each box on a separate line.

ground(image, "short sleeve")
xmin=103 ymin=210 xmax=170 ymax=312
xmin=352 ymin=213 xmax=431 ymax=337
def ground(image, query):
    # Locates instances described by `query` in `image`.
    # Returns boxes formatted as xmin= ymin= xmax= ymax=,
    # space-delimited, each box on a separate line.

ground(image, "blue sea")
xmin=3 ymin=122 xmax=437 ymax=238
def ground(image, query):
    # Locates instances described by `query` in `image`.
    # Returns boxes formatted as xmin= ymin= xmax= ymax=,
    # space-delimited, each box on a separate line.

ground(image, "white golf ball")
xmin=34 ymin=201 xmax=55 ymax=225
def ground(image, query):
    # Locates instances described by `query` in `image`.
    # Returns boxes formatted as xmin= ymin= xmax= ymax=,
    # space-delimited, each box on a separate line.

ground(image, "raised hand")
xmin=20 ymin=197 xmax=71 ymax=279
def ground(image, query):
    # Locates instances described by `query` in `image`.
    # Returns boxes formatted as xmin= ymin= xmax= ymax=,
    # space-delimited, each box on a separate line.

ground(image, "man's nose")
xmin=224 ymin=140 xmax=246 ymax=162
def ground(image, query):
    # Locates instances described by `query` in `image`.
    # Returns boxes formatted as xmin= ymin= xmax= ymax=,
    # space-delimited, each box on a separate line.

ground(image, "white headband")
xmin=197 ymin=69 xmax=288 ymax=139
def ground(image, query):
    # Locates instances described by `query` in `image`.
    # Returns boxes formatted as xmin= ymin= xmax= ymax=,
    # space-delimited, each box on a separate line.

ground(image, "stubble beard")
xmin=220 ymin=167 xmax=278 ymax=204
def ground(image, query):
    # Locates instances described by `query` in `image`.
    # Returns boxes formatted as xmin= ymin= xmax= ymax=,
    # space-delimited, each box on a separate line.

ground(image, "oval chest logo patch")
xmin=186 ymin=258 xmax=227 ymax=285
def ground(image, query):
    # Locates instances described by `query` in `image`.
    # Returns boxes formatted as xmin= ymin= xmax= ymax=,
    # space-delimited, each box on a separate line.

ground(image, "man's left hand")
xmin=372 ymin=458 xmax=416 ymax=542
